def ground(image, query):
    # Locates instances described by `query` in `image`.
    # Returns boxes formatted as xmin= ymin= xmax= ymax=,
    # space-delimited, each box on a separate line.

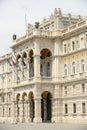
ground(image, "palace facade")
xmin=0 ymin=8 xmax=87 ymax=124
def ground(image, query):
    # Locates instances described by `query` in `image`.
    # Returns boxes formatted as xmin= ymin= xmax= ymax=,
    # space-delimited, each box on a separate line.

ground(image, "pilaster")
xmin=52 ymin=84 xmax=62 ymax=123
xmin=34 ymin=85 xmax=42 ymax=123
xmin=11 ymin=89 xmax=15 ymax=123
xmin=34 ymin=98 xmax=42 ymax=123
xmin=34 ymin=54 xmax=40 ymax=79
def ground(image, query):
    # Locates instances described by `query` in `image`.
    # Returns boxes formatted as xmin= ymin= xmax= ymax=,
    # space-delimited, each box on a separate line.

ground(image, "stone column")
xmin=5 ymin=93 xmax=8 ymax=122
xmin=52 ymin=39 xmax=62 ymax=82
xmin=26 ymin=58 xmax=30 ymax=78
xmin=27 ymin=100 xmax=31 ymax=122
xmin=16 ymin=101 xmax=19 ymax=122
xmin=22 ymin=100 xmax=25 ymax=122
xmin=52 ymin=85 xmax=62 ymax=123
xmin=34 ymin=98 xmax=42 ymax=123
xmin=34 ymin=54 xmax=40 ymax=79
xmin=20 ymin=100 xmax=23 ymax=122
xmin=24 ymin=100 xmax=28 ymax=122
xmin=11 ymin=89 xmax=15 ymax=123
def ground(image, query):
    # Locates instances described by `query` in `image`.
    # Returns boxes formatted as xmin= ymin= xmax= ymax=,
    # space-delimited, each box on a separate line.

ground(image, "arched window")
xmin=22 ymin=52 xmax=27 ymax=67
xmin=64 ymin=64 xmax=68 ymax=76
xmin=72 ymin=62 xmax=76 ymax=74
xmin=64 ymin=44 xmax=66 ymax=53
xmin=40 ymin=48 xmax=52 ymax=77
xmin=72 ymin=41 xmax=75 ymax=51
xmin=81 ymin=59 xmax=85 ymax=73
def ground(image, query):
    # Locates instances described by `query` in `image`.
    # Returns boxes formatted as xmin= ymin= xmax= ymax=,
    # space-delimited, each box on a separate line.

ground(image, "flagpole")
xmin=25 ymin=14 xmax=27 ymax=35
xmin=7 ymin=59 xmax=20 ymax=81
xmin=12 ymin=54 xmax=26 ymax=79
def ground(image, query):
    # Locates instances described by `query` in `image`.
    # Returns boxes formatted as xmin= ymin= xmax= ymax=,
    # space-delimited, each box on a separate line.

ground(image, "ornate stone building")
xmin=0 ymin=8 xmax=87 ymax=124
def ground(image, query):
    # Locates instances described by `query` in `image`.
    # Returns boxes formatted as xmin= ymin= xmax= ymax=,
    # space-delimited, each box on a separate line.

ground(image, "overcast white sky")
xmin=0 ymin=0 xmax=87 ymax=56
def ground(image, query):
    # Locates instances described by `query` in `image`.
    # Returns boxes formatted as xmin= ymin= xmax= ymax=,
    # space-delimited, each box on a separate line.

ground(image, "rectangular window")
xmin=64 ymin=86 xmax=67 ymax=96
xmin=82 ymin=84 xmax=85 ymax=93
xmin=73 ymin=103 xmax=76 ymax=113
xmin=82 ymin=103 xmax=85 ymax=113
xmin=65 ymin=104 xmax=68 ymax=114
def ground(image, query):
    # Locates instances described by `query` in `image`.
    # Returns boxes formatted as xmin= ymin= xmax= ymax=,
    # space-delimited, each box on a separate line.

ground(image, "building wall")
xmin=0 ymin=9 xmax=87 ymax=124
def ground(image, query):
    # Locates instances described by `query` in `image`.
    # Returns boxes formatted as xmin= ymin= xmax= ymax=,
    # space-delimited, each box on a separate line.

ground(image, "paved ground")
xmin=0 ymin=123 xmax=87 ymax=130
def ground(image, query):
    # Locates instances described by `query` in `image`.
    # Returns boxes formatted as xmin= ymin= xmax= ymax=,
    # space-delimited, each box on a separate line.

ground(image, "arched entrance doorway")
xmin=28 ymin=91 xmax=35 ymax=122
xmin=22 ymin=92 xmax=27 ymax=122
xmin=16 ymin=93 xmax=20 ymax=122
xmin=41 ymin=91 xmax=52 ymax=122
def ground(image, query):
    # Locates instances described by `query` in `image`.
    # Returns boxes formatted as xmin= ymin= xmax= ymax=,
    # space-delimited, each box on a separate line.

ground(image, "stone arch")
xmin=16 ymin=93 xmax=21 ymax=120
xmin=28 ymin=91 xmax=34 ymax=99
xmin=22 ymin=92 xmax=27 ymax=122
xmin=28 ymin=91 xmax=35 ymax=122
xmin=22 ymin=92 xmax=27 ymax=100
xmin=22 ymin=52 xmax=27 ymax=59
xmin=16 ymin=54 xmax=21 ymax=62
xmin=40 ymin=48 xmax=52 ymax=59
xmin=40 ymin=48 xmax=52 ymax=77
xmin=16 ymin=93 xmax=20 ymax=101
xmin=41 ymin=91 xmax=52 ymax=122
xmin=29 ymin=49 xmax=34 ymax=63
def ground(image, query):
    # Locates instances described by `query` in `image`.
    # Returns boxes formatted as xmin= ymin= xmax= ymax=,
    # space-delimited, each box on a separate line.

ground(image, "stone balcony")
xmin=12 ymin=76 xmax=54 ymax=88
xmin=63 ymin=72 xmax=87 ymax=83
xmin=11 ymin=28 xmax=62 ymax=48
